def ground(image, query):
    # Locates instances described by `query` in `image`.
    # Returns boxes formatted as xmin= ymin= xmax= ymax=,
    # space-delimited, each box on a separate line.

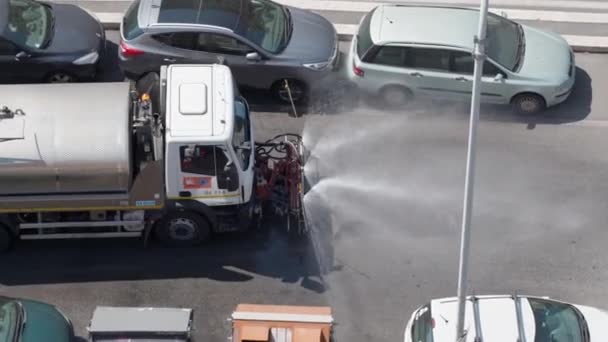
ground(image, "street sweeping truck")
xmin=0 ymin=64 xmax=307 ymax=251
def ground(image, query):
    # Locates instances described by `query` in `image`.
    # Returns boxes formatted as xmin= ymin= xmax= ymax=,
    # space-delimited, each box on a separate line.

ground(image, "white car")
xmin=404 ymin=295 xmax=605 ymax=342
xmin=345 ymin=5 xmax=576 ymax=114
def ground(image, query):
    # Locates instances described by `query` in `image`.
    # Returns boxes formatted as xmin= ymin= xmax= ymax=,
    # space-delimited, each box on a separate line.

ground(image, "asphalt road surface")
xmin=1 ymin=32 xmax=608 ymax=342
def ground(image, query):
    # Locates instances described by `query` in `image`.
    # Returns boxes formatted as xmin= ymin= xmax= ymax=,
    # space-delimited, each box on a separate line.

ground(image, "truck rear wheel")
xmin=156 ymin=211 xmax=211 ymax=247
xmin=0 ymin=225 xmax=14 ymax=253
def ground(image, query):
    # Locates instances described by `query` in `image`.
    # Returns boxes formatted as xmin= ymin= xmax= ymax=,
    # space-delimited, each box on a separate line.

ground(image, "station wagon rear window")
xmin=123 ymin=0 xmax=143 ymax=40
xmin=356 ymin=9 xmax=375 ymax=59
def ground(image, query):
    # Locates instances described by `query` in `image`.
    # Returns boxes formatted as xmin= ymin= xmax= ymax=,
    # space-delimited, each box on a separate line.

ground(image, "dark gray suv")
xmin=119 ymin=0 xmax=339 ymax=103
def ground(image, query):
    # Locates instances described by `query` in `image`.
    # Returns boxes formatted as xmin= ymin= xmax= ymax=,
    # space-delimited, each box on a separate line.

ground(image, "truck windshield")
xmin=0 ymin=298 xmax=19 ymax=342
xmin=6 ymin=0 xmax=53 ymax=49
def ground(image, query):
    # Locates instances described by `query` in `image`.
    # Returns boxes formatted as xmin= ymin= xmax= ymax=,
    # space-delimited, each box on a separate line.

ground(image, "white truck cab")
xmin=163 ymin=64 xmax=255 ymax=208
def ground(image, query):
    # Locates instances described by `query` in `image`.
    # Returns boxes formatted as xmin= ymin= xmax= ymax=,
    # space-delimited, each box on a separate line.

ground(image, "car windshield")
xmin=486 ymin=14 xmax=522 ymax=72
xmin=6 ymin=0 xmax=53 ymax=49
xmin=0 ymin=298 xmax=19 ymax=342
xmin=529 ymin=298 xmax=585 ymax=342
xmin=411 ymin=304 xmax=434 ymax=342
xmin=234 ymin=0 xmax=289 ymax=54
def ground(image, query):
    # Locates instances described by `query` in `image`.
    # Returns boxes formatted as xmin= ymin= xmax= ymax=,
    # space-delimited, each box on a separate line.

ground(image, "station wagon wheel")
xmin=46 ymin=72 xmax=76 ymax=83
xmin=156 ymin=211 xmax=210 ymax=247
xmin=272 ymin=79 xmax=308 ymax=104
xmin=512 ymin=93 xmax=546 ymax=115
xmin=380 ymin=85 xmax=412 ymax=109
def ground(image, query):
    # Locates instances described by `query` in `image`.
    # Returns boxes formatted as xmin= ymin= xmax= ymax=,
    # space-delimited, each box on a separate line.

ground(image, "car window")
xmin=0 ymin=39 xmax=18 ymax=55
xmin=196 ymin=33 xmax=253 ymax=56
xmin=451 ymin=51 xmax=504 ymax=76
xmin=371 ymin=46 xmax=408 ymax=67
xmin=122 ymin=0 xmax=143 ymax=40
xmin=6 ymin=0 xmax=52 ymax=49
xmin=528 ymin=298 xmax=584 ymax=342
xmin=407 ymin=48 xmax=450 ymax=72
xmin=411 ymin=305 xmax=434 ymax=342
xmin=154 ymin=32 xmax=197 ymax=50
xmin=232 ymin=99 xmax=251 ymax=170
xmin=356 ymin=9 xmax=376 ymax=59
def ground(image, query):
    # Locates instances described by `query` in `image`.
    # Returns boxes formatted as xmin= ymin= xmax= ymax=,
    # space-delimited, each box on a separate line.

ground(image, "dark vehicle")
xmin=0 ymin=0 xmax=105 ymax=83
xmin=118 ymin=0 xmax=339 ymax=103
xmin=0 ymin=295 xmax=74 ymax=342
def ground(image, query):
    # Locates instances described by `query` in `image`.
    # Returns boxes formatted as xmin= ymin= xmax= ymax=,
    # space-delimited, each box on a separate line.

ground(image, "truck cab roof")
xmin=164 ymin=64 xmax=235 ymax=143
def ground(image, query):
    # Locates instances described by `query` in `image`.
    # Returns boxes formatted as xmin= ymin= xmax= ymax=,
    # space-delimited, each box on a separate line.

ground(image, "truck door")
xmin=173 ymin=144 xmax=240 ymax=202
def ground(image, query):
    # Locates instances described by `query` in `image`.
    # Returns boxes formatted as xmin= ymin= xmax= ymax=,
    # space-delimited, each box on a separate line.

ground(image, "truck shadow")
xmin=0 ymin=218 xmax=328 ymax=293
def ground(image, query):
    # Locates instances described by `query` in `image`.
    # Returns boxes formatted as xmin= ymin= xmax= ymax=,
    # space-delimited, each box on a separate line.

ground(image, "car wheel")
xmin=511 ymin=93 xmax=546 ymax=115
xmin=380 ymin=85 xmax=412 ymax=109
xmin=272 ymin=79 xmax=308 ymax=104
xmin=46 ymin=72 xmax=77 ymax=83
xmin=155 ymin=211 xmax=211 ymax=247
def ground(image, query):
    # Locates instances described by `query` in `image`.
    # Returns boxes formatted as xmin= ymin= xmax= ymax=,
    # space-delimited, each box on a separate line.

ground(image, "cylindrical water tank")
xmin=0 ymin=82 xmax=132 ymax=196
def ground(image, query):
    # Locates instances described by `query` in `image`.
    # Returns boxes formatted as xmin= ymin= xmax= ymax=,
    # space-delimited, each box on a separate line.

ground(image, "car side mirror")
xmin=246 ymin=52 xmax=261 ymax=61
xmin=15 ymin=51 xmax=30 ymax=61
xmin=494 ymin=73 xmax=505 ymax=81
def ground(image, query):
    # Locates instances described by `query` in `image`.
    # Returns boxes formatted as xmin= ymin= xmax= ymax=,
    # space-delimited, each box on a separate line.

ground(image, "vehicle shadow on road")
xmin=0 ymin=221 xmax=328 ymax=294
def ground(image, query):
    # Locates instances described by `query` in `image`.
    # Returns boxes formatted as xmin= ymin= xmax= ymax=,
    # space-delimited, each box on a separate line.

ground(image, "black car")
xmin=0 ymin=0 xmax=105 ymax=83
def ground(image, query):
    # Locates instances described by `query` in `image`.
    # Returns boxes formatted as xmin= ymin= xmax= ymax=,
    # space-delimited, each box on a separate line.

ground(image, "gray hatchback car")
xmin=119 ymin=0 xmax=339 ymax=103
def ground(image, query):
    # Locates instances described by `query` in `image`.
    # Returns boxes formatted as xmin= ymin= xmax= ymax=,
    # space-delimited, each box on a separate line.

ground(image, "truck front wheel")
xmin=156 ymin=211 xmax=211 ymax=247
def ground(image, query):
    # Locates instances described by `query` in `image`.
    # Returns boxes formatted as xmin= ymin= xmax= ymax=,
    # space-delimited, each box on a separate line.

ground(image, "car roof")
xmin=141 ymin=0 xmax=243 ymax=30
xmin=370 ymin=5 xmax=480 ymax=50
xmin=425 ymin=295 xmax=537 ymax=342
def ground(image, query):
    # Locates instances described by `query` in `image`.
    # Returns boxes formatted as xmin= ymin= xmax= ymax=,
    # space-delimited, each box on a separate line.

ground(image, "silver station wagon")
xmin=345 ymin=5 xmax=576 ymax=114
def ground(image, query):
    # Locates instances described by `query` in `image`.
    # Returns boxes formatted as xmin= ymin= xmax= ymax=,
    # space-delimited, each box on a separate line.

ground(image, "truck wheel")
xmin=0 ymin=225 xmax=14 ymax=253
xmin=156 ymin=211 xmax=210 ymax=247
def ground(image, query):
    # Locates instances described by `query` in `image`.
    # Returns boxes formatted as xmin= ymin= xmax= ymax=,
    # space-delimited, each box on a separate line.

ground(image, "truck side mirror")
xmin=494 ymin=73 xmax=505 ymax=82
xmin=223 ymin=160 xmax=234 ymax=172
